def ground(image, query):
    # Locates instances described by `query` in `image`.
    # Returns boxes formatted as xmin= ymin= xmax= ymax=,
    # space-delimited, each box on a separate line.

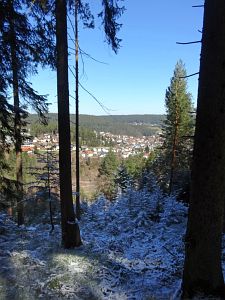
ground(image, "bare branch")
xmin=176 ymin=41 xmax=201 ymax=45
xmin=68 ymin=65 xmax=76 ymax=78
xmin=179 ymin=72 xmax=199 ymax=79
xmin=68 ymin=45 xmax=108 ymax=65
xmin=163 ymin=246 xmax=176 ymax=258
xmin=69 ymin=94 xmax=76 ymax=100
xmin=67 ymin=13 xmax=75 ymax=36
xmin=79 ymin=82 xmax=114 ymax=115
xmin=68 ymin=46 xmax=75 ymax=53
xmin=68 ymin=66 xmax=113 ymax=115
xmin=68 ymin=32 xmax=75 ymax=44
xmin=79 ymin=46 xmax=109 ymax=65
xmin=78 ymin=50 xmax=86 ymax=79
xmin=192 ymin=5 xmax=204 ymax=8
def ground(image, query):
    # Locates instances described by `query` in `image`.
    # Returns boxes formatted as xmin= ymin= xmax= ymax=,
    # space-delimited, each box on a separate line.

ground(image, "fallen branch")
xmin=163 ymin=246 xmax=176 ymax=258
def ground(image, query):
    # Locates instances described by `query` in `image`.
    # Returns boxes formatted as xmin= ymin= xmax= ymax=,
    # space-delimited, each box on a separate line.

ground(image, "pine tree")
xmin=162 ymin=60 xmax=194 ymax=194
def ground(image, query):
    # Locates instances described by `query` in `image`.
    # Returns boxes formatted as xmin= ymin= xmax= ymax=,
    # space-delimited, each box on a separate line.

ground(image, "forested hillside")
xmin=27 ymin=114 xmax=164 ymax=137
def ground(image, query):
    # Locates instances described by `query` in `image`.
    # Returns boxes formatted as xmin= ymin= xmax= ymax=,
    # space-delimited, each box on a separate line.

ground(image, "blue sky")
xmin=30 ymin=1 xmax=204 ymax=115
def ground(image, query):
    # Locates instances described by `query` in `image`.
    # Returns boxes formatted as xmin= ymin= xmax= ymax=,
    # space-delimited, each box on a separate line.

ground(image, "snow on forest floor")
xmin=0 ymin=187 xmax=200 ymax=300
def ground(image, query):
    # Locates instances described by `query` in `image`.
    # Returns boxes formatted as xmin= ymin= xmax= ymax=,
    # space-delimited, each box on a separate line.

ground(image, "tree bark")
xmin=75 ymin=0 xmax=81 ymax=220
xmin=182 ymin=1 xmax=225 ymax=297
xmin=56 ymin=0 xmax=82 ymax=248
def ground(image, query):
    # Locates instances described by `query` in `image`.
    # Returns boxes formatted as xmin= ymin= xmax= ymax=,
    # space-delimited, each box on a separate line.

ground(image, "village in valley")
xmin=20 ymin=130 xmax=163 ymax=159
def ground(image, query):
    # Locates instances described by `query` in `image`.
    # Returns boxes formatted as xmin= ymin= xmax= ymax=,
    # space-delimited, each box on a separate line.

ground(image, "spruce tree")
xmin=1 ymin=0 xmax=55 ymax=224
xmin=98 ymin=149 xmax=119 ymax=199
xmin=115 ymin=163 xmax=131 ymax=194
xmin=162 ymin=60 xmax=194 ymax=194
xmin=0 ymin=78 xmax=14 ymax=207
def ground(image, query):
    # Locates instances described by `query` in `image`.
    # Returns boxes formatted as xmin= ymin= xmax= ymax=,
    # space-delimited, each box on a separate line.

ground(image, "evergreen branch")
xmin=98 ymin=0 xmax=125 ymax=53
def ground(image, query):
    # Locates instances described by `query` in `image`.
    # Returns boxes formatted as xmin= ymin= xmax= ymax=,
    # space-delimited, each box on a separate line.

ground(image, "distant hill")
xmin=27 ymin=114 xmax=165 ymax=137
xmin=95 ymin=114 xmax=164 ymax=125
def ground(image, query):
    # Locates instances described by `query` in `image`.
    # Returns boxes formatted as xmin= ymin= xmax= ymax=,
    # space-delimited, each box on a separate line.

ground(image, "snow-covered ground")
xmin=0 ymin=187 xmax=189 ymax=299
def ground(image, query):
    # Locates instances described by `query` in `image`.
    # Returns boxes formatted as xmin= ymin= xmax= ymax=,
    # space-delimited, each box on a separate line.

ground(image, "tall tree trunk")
xmin=75 ymin=0 xmax=81 ymax=220
xmin=182 ymin=1 xmax=225 ymax=297
xmin=9 ymin=0 xmax=24 ymax=226
xmin=56 ymin=0 xmax=82 ymax=248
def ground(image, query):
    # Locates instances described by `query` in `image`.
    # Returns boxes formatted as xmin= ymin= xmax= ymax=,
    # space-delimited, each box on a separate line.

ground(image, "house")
xmin=21 ymin=144 xmax=35 ymax=152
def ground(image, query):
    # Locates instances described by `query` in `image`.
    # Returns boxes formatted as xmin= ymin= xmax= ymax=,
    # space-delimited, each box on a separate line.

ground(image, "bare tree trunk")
xmin=75 ymin=0 xmax=81 ymax=220
xmin=9 ymin=0 xmax=24 ymax=226
xmin=182 ymin=1 xmax=225 ymax=297
xmin=56 ymin=0 xmax=82 ymax=248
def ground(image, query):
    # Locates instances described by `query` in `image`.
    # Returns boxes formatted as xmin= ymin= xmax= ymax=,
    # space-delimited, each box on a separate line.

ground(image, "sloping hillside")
xmin=27 ymin=114 xmax=164 ymax=137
